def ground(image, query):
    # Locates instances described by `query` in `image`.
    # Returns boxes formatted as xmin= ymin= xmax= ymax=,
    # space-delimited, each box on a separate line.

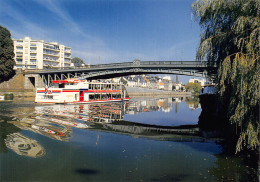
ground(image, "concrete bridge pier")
xmin=24 ymin=73 xmax=44 ymax=90
xmin=0 ymin=70 xmax=44 ymax=97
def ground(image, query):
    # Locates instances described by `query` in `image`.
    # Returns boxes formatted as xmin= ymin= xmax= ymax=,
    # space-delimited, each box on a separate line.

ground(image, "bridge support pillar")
xmin=24 ymin=73 xmax=43 ymax=90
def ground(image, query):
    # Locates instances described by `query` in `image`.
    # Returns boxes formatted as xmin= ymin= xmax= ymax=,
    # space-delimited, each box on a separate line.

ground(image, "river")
xmin=0 ymin=96 xmax=257 ymax=181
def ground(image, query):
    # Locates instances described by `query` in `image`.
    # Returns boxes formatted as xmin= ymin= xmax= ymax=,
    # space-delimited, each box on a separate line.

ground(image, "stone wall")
xmin=0 ymin=70 xmax=43 ymax=97
xmin=0 ymin=70 xmax=25 ymax=91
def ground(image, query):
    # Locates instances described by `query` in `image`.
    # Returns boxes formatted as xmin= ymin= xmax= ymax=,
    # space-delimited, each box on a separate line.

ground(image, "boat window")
xmin=95 ymin=94 xmax=100 ymax=99
xmin=59 ymin=83 xmax=65 ymax=88
xmin=89 ymin=94 xmax=94 ymax=100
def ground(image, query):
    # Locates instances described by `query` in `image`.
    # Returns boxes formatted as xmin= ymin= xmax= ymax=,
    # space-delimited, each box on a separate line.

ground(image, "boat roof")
xmin=51 ymin=79 xmax=123 ymax=85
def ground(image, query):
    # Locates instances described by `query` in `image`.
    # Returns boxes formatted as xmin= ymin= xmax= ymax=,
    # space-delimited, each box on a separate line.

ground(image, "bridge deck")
xmin=24 ymin=61 xmax=217 ymax=85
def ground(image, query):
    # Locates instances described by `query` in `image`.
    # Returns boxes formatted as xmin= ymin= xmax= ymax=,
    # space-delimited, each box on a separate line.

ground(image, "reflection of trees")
xmin=185 ymin=96 xmax=200 ymax=110
xmin=0 ymin=122 xmax=21 ymax=153
xmin=5 ymin=133 xmax=45 ymax=158
xmin=208 ymin=153 xmax=258 ymax=182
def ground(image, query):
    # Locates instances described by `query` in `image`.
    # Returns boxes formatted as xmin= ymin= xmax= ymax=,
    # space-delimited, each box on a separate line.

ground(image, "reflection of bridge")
xmin=25 ymin=60 xmax=217 ymax=86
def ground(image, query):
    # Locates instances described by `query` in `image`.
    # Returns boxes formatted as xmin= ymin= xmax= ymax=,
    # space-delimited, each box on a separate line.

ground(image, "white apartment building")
xmin=13 ymin=37 xmax=71 ymax=69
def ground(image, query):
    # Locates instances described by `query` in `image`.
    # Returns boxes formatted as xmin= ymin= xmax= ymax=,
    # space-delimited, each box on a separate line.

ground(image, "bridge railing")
xmin=39 ymin=61 xmax=210 ymax=71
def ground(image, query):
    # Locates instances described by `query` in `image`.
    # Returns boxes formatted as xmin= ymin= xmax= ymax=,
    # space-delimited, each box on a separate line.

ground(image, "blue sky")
xmin=0 ymin=0 xmax=202 ymax=82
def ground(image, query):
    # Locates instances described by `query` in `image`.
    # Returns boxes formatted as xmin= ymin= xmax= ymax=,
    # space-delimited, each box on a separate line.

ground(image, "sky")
xmin=0 ymin=0 xmax=202 ymax=83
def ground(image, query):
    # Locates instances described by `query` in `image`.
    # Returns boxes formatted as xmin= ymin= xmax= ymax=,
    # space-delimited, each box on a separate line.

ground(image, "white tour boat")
xmin=35 ymin=79 xmax=130 ymax=103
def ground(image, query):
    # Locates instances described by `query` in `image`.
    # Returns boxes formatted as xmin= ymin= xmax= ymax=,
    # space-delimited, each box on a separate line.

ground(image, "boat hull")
xmin=35 ymin=98 xmax=130 ymax=104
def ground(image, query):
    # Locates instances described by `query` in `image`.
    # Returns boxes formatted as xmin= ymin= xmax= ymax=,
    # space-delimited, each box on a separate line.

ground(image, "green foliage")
xmin=192 ymin=0 xmax=259 ymax=66
xmin=219 ymin=53 xmax=259 ymax=153
xmin=192 ymin=0 xmax=259 ymax=153
xmin=0 ymin=25 xmax=15 ymax=82
xmin=71 ymin=57 xmax=85 ymax=67
xmin=185 ymin=82 xmax=201 ymax=93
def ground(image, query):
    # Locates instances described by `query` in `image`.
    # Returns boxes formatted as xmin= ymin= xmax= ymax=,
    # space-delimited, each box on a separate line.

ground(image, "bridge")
xmin=25 ymin=60 xmax=217 ymax=87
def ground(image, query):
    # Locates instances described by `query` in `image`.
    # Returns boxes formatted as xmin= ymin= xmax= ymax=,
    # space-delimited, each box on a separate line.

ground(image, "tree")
xmin=185 ymin=82 xmax=201 ymax=93
xmin=0 ymin=25 xmax=15 ymax=83
xmin=71 ymin=57 xmax=85 ymax=67
xmin=192 ymin=0 xmax=259 ymax=153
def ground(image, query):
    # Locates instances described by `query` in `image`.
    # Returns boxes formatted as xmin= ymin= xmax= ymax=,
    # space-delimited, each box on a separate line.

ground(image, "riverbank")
xmin=0 ymin=90 xmax=35 ymax=97
xmin=126 ymin=86 xmax=191 ymax=97
xmin=0 ymin=87 xmax=191 ymax=98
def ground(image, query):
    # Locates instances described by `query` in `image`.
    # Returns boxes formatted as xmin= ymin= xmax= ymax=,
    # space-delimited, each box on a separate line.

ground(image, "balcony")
xmin=28 ymin=62 xmax=37 ymax=65
xmin=16 ymin=53 xmax=23 ymax=57
xmin=16 ymin=50 xmax=23 ymax=53
xmin=43 ymin=46 xmax=59 ymax=51
xmin=43 ymin=63 xmax=59 ymax=68
xmin=43 ymin=57 xmax=59 ymax=62
xmin=64 ymin=54 xmax=71 ymax=58
xmin=43 ymin=50 xmax=59 ymax=56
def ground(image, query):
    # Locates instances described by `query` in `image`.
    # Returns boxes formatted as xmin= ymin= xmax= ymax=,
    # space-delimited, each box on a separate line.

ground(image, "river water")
xmin=0 ymin=96 xmax=258 ymax=181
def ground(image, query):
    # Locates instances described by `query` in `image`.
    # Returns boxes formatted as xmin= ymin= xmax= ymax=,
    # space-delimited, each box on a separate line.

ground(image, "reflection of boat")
xmin=35 ymin=102 xmax=126 ymax=124
xmin=35 ymin=79 xmax=130 ymax=103
xmin=41 ymin=117 xmax=89 ymax=129
xmin=4 ymin=133 xmax=45 ymax=158
xmin=9 ymin=120 xmax=72 ymax=141
xmin=31 ymin=124 xmax=64 ymax=136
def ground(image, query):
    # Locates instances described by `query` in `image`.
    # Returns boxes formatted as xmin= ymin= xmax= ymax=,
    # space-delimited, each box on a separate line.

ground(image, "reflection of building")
xmin=5 ymin=133 xmax=45 ymax=158
xmin=13 ymin=37 xmax=71 ymax=69
xmin=126 ymin=98 xmax=174 ymax=114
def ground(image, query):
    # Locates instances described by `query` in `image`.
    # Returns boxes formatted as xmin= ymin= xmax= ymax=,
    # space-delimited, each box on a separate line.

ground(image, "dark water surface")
xmin=0 ymin=97 xmax=257 ymax=182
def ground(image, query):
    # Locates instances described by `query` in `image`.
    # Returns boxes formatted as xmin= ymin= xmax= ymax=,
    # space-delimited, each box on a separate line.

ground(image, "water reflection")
xmin=0 ymin=122 xmax=21 ymax=153
xmin=9 ymin=118 xmax=73 ymax=141
xmin=126 ymin=97 xmax=200 ymax=115
xmin=0 ymin=97 xmax=202 ymax=157
xmin=5 ymin=132 xmax=45 ymax=158
xmin=0 ymin=97 xmax=257 ymax=182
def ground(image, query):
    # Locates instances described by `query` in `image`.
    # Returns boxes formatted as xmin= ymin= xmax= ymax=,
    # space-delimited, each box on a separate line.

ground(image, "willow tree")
xmin=192 ymin=0 xmax=259 ymax=153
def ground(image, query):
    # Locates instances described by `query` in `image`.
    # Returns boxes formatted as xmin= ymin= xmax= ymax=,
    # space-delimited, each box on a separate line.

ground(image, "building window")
xmin=16 ymin=59 xmax=23 ymax=63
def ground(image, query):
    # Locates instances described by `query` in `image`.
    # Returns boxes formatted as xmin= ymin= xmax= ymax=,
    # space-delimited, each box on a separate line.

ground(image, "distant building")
xmin=158 ymin=79 xmax=164 ymax=89
xmin=162 ymin=75 xmax=171 ymax=81
xmin=13 ymin=37 xmax=71 ymax=69
xmin=113 ymin=75 xmax=174 ymax=91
